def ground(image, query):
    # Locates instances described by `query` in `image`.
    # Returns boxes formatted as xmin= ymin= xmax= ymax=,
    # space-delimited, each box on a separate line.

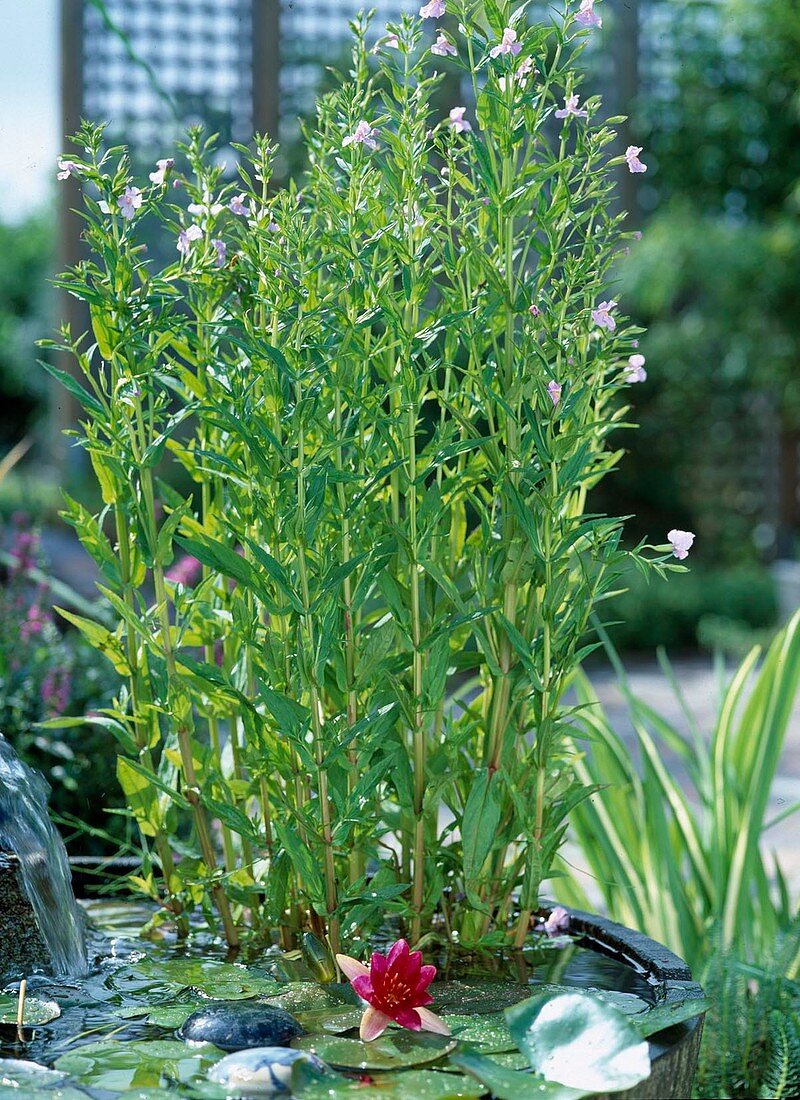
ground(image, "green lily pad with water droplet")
xmin=442 ymin=1013 xmax=515 ymax=1053
xmin=292 ymin=1030 xmax=456 ymax=1070
xmin=265 ymin=981 xmax=358 ymax=1013
xmin=53 ymin=1038 xmax=223 ymax=1093
xmin=295 ymin=1006 xmax=364 ymax=1034
xmin=0 ymin=995 xmax=61 ymax=1025
xmin=433 ymin=981 xmax=533 ymax=1014
xmin=297 ymin=1068 xmax=485 ymax=1098
xmin=586 ymin=989 xmax=650 ymax=1016
xmin=112 ymin=956 xmax=282 ymax=1000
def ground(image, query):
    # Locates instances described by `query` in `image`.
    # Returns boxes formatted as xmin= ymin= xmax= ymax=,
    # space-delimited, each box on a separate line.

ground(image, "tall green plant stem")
xmin=294 ymin=378 xmax=340 ymax=952
xmin=139 ymin=465 xmax=239 ymax=947
xmin=114 ymin=506 xmax=185 ymax=928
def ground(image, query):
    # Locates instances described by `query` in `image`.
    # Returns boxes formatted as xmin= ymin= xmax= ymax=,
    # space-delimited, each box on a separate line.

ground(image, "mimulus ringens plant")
xmin=47 ymin=0 xmax=690 ymax=954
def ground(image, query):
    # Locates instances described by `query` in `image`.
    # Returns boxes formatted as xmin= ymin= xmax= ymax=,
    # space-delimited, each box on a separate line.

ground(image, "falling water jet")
xmin=0 ymin=734 xmax=86 ymax=981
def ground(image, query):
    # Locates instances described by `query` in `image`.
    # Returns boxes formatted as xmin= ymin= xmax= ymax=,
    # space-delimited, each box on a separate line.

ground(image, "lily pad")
xmin=585 ymin=989 xmax=650 ymax=1017
xmin=0 ymin=995 xmax=61 ymax=1025
xmin=451 ymin=1048 xmax=586 ymax=1100
xmin=265 ymin=981 xmax=358 ymax=1013
xmin=505 ymin=992 xmax=651 ymax=1092
xmin=295 ymin=1007 xmax=364 ymax=1034
xmin=298 ymin=1068 xmax=484 ymax=1098
xmin=111 ymin=956 xmax=282 ymax=1000
xmin=441 ymin=1013 xmax=516 ymax=1053
xmin=54 ymin=1038 xmax=223 ymax=1092
xmin=432 ymin=981 xmax=532 ymax=1014
xmin=292 ymin=1031 xmax=456 ymax=1070
xmin=635 ymin=997 xmax=709 ymax=1038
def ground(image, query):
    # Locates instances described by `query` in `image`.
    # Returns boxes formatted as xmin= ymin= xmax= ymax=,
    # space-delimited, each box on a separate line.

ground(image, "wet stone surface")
xmin=208 ymin=1046 xmax=328 ymax=1096
xmin=178 ymin=1000 xmax=303 ymax=1052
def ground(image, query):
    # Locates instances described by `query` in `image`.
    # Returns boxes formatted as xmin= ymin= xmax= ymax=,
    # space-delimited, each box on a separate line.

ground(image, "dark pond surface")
xmin=0 ymin=901 xmax=658 ymax=1097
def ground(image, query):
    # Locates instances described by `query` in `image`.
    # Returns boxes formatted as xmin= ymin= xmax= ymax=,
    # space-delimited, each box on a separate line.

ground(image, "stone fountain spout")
xmin=0 ymin=734 xmax=86 ymax=982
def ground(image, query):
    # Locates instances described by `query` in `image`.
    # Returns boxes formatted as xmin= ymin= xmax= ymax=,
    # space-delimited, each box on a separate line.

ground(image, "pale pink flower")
xmin=490 ymin=27 xmax=522 ymax=58
xmin=576 ymin=0 xmax=602 ymax=29
xmin=668 ymin=530 xmax=695 ymax=560
xmin=212 ymin=238 xmax=227 ymax=267
xmin=555 ymin=93 xmax=589 ymax=120
xmin=177 ymin=223 xmax=203 ymax=256
xmin=499 ymin=55 xmax=535 ymax=93
xmin=627 ymin=353 xmax=647 ymax=382
xmin=117 ymin=186 xmax=143 ymax=220
xmin=431 ymin=32 xmax=457 ymax=57
xmin=419 ymin=0 xmax=445 ymax=18
xmin=56 ymin=157 xmax=79 ymax=181
xmin=149 ymin=158 xmax=174 ymax=185
xmin=592 ymin=299 xmax=617 ymax=331
xmin=547 ymin=380 xmax=562 ymax=406
xmin=544 ymin=906 xmax=571 ymax=936
xmin=529 ymin=303 xmax=540 ymax=317
xmin=343 ymin=120 xmax=379 ymax=151
xmin=374 ymin=32 xmax=400 ymax=52
xmin=229 ymin=193 xmax=251 ymax=217
xmin=188 ymin=193 xmax=224 ymax=222
xmin=625 ymin=145 xmax=647 ymax=173
xmin=448 ymin=106 xmax=472 ymax=133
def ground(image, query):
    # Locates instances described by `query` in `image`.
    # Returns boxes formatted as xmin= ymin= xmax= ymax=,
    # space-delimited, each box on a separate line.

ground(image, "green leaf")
xmin=291 ymin=1031 xmax=456 ymax=1070
xmin=53 ymin=1039 xmax=222 ymax=1093
xmin=0 ymin=996 xmax=60 ymax=1026
xmin=450 ymin=1049 xmax=586 ymax=1100
xmin=39 ymin=358 xmax=105 ymax=417
xmin=505 ymin=992 xmax=651 ymax=1092
xmin=635 ymin=998 xmax=708 ymax=1038
xmin=442 ymin=1013 xmax=516 ymax=1053
xmin=461 ymin=769 xmax=501 ymax=907
xmin=297 ymin=1068 xmax=484 ymax=1098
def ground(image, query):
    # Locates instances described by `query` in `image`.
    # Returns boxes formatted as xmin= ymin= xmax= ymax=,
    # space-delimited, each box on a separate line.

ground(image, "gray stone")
xmin=178 ymin=1001 xmax=303 ymax=1052
xmin=208 ymin=1048 xmax=327 ymax=1097
xmin=0 ymin=852 xmax=52 ymax=982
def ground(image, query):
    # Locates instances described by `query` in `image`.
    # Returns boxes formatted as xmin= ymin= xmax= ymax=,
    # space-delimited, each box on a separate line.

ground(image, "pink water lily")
xmin=490 ymin=27 xmax=522 ymax=59
xmin=336 ymin=939 xmax=450 ymax=1042
xmin=668 ymin=529 xmax=695 ymax=560
xmin=576 ymin=0 xmax=602 ymax=29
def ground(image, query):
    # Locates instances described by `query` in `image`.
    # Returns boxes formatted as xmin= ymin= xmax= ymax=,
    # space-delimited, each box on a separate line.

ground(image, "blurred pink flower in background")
xmin=576 ymin=0 xmax=602 ymax=29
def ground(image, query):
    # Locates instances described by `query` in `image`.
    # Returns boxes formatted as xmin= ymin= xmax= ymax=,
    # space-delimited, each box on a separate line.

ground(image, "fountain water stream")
xmin=0 ymin=734 xmax=85 ymax=978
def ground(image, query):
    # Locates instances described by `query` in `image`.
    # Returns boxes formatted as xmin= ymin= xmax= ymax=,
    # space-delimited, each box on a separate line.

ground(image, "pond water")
xmin=0 ymin=900 xmax=659 ymax=1098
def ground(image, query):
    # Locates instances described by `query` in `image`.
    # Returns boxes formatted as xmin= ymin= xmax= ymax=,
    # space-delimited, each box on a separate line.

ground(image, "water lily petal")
xmin=360 ymin=1005 xmax=392 ymax=1042
xmin=394 ymin=1008 xmax=422 ymax=1030
xmin=416 ymin=1007 xmax=451 ymax=1035
xmin=352 ymin=974 xmax=374 ymax=1001
xmin=336 ymin=954 xmax=369 ymax=982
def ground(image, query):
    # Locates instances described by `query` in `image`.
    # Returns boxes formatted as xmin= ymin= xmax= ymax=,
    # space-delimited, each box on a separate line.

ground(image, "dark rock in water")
xmin=208 ymin=1047 xmax=328 ymax=1096
xmin=178 ymin=1001 xmax=303 ymax=1052
xmin=0 ymin=852 xmax=51 ymax=981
